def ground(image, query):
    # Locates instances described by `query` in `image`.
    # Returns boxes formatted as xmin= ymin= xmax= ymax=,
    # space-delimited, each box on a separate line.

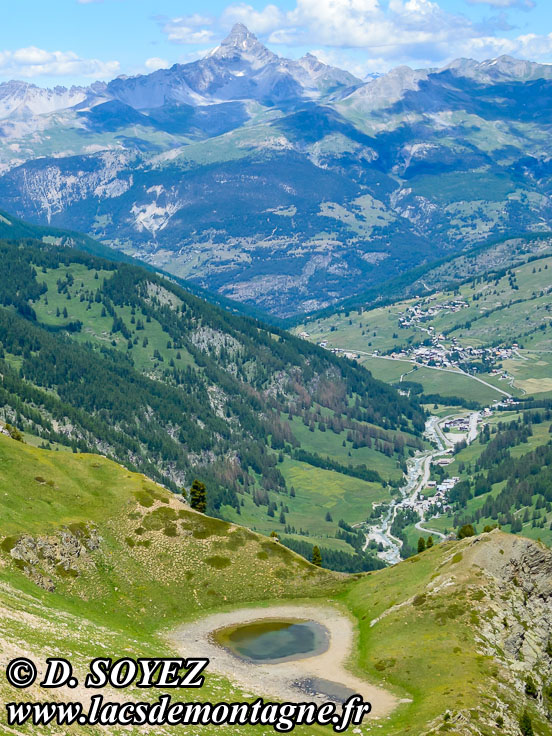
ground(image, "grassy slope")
xmin=295 ymin=252 xmax=552 ymax=401
xmin=0 ymin=434 xmax=340 ymax=630
xmin=0 ymin=435 xmax=549 ymax=735
xmin=360 ymin=358 xmax=505 ymax=404
xmin=342 ymin=533 xmax=552 ymax=736
xmin=0 ymin=433 xmax=341 ymax=735
xmin=223 ymin=456 xmax=391 ymax=551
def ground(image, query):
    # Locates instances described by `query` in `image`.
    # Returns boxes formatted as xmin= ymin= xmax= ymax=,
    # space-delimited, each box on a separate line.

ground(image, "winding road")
xmin=356 ymin=352 xmax=513 ymax=399
xmin=360 ymin=411 xmax=480 ymax=564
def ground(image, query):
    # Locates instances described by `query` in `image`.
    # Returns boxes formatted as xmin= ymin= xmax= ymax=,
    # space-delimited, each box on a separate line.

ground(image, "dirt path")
xmin=167 ymin=604 xmax=401 ymax=719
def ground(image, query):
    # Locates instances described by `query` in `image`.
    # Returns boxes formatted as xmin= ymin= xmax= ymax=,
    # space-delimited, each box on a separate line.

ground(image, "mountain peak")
xmin=226 ymin=23 xmax=254 ymax=42
xmin=209 ymin=23 xmax=276 ymax=64
xmin=221 ymin=23 xmax=262 ymax=51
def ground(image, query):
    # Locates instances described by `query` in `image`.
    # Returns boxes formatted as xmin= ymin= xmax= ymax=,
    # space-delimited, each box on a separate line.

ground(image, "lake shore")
xmin=167 ymin=603 xmax=400 ymax=719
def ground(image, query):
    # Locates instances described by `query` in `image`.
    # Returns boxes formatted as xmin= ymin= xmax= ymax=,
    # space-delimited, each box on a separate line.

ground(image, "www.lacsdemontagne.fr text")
xmin=7 ymin=694 xmax=372 ymax=732
xmin=4 ymin=656 xmax=372 ymax=732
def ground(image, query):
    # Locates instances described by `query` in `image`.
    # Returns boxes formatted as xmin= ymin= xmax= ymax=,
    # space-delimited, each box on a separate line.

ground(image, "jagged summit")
xmin=0 ymin=79 xmax=102 ymax=119
xmin=223 ymin=22 xmax=257 ymax=47
xmin=208 ymin=23 xmax=276 ymax=65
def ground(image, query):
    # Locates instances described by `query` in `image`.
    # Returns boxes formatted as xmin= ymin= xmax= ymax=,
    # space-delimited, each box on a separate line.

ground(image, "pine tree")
xmin=312 ymin=545 xmax=322 ymax=567
xmin=457 ymin=523 xmax=475 ymax=539
xmin=189 ymin=479 xmax=207 ymax=513
xmin=426 ymin=536 xmax=434 ymax=548
xmin=417 ymin=537 xmax=426 ymax=553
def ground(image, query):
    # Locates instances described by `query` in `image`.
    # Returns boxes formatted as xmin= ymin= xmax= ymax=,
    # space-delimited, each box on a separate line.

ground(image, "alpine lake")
xmin=212 ymin=618 xmax=358 ymax=703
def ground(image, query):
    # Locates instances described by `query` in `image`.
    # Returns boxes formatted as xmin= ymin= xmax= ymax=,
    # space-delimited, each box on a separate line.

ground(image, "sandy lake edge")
xmin=166 ymin=603 xmax=402 ymax=719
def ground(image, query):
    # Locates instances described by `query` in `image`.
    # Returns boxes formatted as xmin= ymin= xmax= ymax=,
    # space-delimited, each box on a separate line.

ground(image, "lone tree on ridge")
xmin=190 ymin=479 xmax=207 ymax=513
xmin=312 ymin=545 xmax=322 ymax=567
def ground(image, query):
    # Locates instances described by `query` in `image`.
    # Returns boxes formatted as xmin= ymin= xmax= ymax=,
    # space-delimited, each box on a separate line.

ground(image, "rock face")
xmin=7 ymin=524 xmax=101 ymax=591
xmin=465 ymin=533 xmax=552 ymax=728
xmin=409 ymin=532 xmax=552 ymax=735
xmin=475 ymin=534 xmax=552 ymax=664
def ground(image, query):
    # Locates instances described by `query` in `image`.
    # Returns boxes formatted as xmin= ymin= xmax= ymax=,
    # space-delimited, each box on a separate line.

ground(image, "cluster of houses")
xmin=299 ymin=304 xmax=520 ymax=380
xmin=404 ymin=474 xmax=459 ymax=516
xmin=443 ymin=416 xmax=471 ymax=433
xmin=427 ymin=476 xmax=459 ymax=512
xmin=398 ymin=298 xmax=469 ymax=330
xmin=389 ymin=299 xmax=522 ymax=374
xmin=386 ymin=331 xmax=519 ymax=375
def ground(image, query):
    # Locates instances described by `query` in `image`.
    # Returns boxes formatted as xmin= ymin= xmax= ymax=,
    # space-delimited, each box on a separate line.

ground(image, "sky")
xmin=2 ymin=0 xmax=552 ymax=86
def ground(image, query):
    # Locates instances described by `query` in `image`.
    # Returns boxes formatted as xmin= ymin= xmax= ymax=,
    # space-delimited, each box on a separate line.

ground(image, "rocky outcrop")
xmin=5 ymin=524 xmax=101 ymax=592
xmin=463 ymin=533 xmax=552 ymax=727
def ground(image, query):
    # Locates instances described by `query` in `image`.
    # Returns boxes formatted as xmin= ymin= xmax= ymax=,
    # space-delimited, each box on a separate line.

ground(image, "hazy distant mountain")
xmin=0 ymin=79 xmax=108 ymax=119
xmin=1 ymin=26 xmax=552 ymax=316
xmin=443 ymin=55 xmax=552 ymax=83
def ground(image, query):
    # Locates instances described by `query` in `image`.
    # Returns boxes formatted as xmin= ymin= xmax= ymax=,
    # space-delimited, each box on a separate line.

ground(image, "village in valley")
xmin=296 ymin=290 xmax=527 ymax=560
xmin=300 ymin=293 xmax=521 ymax=386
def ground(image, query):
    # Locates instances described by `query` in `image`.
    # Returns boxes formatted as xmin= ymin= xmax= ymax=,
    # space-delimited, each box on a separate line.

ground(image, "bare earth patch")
xmin=167 ymin=604 xmax=400 ymax=719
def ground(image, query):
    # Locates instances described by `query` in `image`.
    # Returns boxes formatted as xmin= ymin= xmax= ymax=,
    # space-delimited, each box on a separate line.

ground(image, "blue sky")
xmin=2 ymin=0 xmax=552 ymax=86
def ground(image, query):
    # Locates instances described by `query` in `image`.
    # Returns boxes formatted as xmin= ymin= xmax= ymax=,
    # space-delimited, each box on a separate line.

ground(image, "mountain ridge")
xmin=2 ymin=30 xmax=552 ymax=118
xmin=3 ymin=25 xmax=552 ymax=316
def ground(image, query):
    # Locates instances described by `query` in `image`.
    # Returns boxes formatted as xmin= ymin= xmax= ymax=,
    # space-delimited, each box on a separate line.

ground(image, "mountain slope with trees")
xmin=0 ymin=233 xmax=426 ymax=569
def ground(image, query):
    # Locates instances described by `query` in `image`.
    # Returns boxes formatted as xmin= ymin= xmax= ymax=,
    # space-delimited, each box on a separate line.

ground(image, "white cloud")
xmin=221 ymin=4 xmax=285 ymax=34
xmin=460 ymin=32 xmax=552 ymax=60
xmin=0 ymin=47 xmax=119 ymax=79
xmin=161 ymin=14 xmax=216 ymax=45
xmin=158 ymin=0 xmax=552 ymax=71
xmin=145 ymin=57 xmax=170 ymax=71
xmin=467 ymin=0 xmax=535 ymax=9
xmin=248 ymin=0 xmax=477 ymax=67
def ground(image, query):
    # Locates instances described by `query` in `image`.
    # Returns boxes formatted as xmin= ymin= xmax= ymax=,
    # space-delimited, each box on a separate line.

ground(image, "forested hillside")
xmin=430 ymin=407 xmax=552 ymax=547
xmin=0 ymin=207 xmax=272 ymax=322
xmin=0 ymin=236 xmax=425 ymax=570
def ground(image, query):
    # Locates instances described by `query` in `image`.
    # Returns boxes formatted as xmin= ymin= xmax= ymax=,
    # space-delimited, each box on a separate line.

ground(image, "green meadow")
xmin=1 ymin=433 xmax=544 ymax=735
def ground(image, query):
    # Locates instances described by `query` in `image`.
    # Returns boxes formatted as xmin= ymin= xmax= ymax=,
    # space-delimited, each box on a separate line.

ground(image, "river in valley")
xmin=361 ymin=412 xmax=480 ymax=564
